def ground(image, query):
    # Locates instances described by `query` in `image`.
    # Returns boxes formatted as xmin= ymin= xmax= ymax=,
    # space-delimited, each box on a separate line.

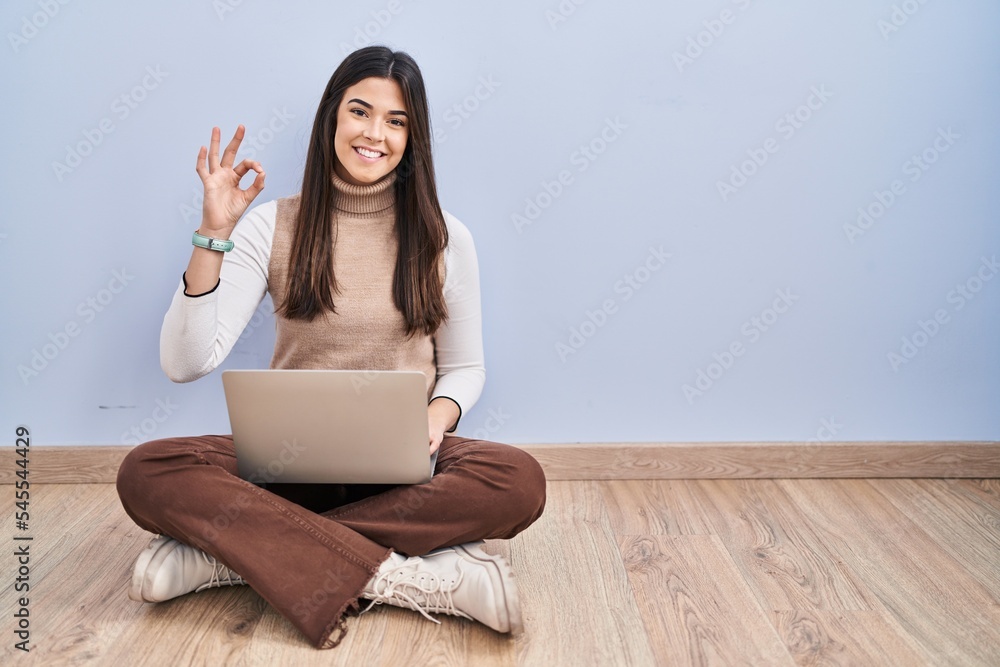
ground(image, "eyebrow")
xmin=347 ymin=98 xmax=408 ymax=117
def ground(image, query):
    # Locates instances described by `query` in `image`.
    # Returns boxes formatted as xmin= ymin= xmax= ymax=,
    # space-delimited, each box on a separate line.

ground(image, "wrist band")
xmin=192 ymin=230 xmax=234 ymax=253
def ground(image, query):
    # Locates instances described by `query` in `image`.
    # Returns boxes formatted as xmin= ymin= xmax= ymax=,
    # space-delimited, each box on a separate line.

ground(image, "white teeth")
xmin=355 ymin=147 xmax=383 ymax=158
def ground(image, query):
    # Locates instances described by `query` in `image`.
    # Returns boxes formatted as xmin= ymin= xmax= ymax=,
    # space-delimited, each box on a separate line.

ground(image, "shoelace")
xmin=195 ymin=559 xmax=247 ymax=592
xmin=360 ymin=559 xmax=465 ymax=624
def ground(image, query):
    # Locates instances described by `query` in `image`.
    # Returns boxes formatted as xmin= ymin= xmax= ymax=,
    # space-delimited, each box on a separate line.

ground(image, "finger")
xmin=195 ymin=145 xmax=208 ymax=180
xmin=234 ymin=160 xmax=265 ymax=199
xmin=208 ymin=126 xmax=221 ymax=172
xmin=245 ymin=169 xmax=266 ymax=201
xmin=232 ymin=158 xmax=259 ymax=179
xmin=220 ymin=124 xmax=245 ymax=170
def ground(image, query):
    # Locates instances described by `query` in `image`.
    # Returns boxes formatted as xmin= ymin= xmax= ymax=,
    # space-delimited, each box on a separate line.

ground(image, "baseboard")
xmin=3 ymin=441 xmax=998 ymax=484
xmin=524 ymin=441 xmax=1000 ymax=480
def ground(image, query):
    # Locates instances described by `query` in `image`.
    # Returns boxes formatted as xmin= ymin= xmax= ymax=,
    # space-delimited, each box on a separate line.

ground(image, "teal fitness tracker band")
xmin=192 ymin=230 xmax=234 ymax=253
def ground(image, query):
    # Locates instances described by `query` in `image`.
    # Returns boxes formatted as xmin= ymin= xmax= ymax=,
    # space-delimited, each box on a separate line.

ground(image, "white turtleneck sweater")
xmin=160 ymin=175 xmax=485 ymax=424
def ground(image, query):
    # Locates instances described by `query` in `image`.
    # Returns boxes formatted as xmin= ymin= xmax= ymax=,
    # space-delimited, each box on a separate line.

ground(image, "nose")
xmin=363 ymin=120 xmax=384 ymax=143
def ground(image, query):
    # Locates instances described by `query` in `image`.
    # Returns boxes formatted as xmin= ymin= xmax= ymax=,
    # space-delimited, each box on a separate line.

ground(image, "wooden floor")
xmin=3 ymin=479 xmax=999 ymax=666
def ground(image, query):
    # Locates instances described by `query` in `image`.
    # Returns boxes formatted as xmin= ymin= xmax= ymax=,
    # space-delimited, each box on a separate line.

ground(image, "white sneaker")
xmin=360 ymin=541 xmax=523 ymax=635
xmin=128 ymin=535 xmax=247 ymax=602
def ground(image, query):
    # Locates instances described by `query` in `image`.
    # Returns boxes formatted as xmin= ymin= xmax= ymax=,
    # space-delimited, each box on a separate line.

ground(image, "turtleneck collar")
xmin=331 ymin=170 xmax=397 ymax=219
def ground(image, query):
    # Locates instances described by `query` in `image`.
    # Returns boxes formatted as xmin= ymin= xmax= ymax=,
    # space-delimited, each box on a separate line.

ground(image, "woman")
xmin=116 ymin=46 xmax=546 ymax=650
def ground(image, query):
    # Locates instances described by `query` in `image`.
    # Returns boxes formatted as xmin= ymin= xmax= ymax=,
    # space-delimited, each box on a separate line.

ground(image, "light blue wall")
xmin=2 ymin=0 xmax=998 ymax=445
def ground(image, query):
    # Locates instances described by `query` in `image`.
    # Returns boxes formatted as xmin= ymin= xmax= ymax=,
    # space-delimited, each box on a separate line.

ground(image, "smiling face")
xmin=333 ymin=77 xmax=409 ymax=186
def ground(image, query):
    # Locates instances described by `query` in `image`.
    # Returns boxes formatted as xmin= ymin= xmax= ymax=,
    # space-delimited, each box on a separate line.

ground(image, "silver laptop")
xmin=221 ymin=369 xmax=435 ymax=485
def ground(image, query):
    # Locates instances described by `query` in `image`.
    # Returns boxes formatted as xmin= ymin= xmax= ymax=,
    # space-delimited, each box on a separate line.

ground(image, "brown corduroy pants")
xmin=115 ymin=434 xmax=546 ymax=648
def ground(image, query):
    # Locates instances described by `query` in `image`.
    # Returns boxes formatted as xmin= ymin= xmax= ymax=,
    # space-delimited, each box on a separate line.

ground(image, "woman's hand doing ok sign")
xmin=195 ymin=125 xmax=266 ymax=237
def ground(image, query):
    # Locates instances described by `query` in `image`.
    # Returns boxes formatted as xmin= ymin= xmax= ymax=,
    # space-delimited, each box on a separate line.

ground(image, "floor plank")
xmin=773 ymin=610 xmax=930 ymax=666
xmin=776 ymin=479 xmax=1000 ymax=666
xmin=619 ymin=534 xmax=795 ymax=666
xmin=500 ymin=481 xmax=659 ymax=666
xmin=935 ymin=478 xmax=1000 ymax=540
xmin=874 ymin=479 xmax=1000 ymax=592
xmin=599 ymin=479 xmax=715 ymax=535
xmin=686 ymin=479 xmax=871 ymax=612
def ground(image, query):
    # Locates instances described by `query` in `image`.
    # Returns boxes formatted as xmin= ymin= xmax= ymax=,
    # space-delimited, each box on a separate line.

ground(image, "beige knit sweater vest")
xmin=267 ymin=172 xmax=437 ymax=398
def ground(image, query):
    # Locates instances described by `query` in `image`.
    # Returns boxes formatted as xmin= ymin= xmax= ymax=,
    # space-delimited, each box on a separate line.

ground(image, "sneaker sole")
xmin=453 ymin=542 xmax=524 ymax=636
xmin=128 ymin=535 xmax=176 ymax=602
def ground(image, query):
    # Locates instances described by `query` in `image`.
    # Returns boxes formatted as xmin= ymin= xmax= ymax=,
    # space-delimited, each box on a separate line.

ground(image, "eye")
xmin=389 ymin=118 xmax=406 ymax=128
xmin=350 ymin=108 xmax=367 ymax=117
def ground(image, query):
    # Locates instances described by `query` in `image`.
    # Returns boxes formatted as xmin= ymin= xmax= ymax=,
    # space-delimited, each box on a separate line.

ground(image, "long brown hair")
xmin=278 ymin=46 xmax=448 ymax=337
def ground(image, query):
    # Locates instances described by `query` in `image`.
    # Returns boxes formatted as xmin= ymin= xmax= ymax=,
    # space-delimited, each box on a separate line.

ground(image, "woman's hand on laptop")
xmin=428 ymin=422 xmax=444 ymax=455
xmin=427 ymin=398 xmax=460 ymax=455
